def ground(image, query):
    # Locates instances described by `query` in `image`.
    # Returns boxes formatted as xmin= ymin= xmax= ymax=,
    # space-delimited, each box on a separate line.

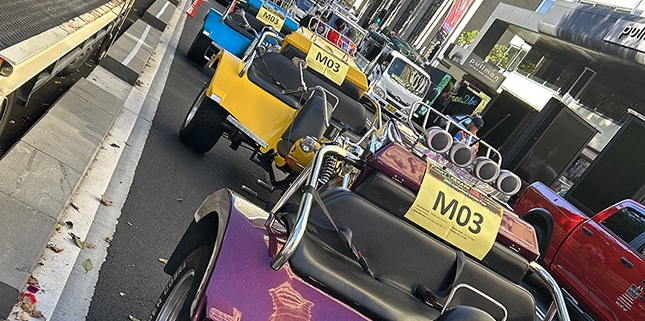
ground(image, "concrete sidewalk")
xmin=0 ymin=0 xmax=180 ymax=317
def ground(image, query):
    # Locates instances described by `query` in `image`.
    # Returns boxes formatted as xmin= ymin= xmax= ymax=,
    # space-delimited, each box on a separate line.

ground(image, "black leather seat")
xmin=352 ymin=171 xmax=530 ymax=284
xmin=283 ymin=188 xmax=536 ymax=321
xmin=277 ymin=95 xmax=331 ymax=157
xmin=247 ymin=52 xmax=367 ymax=134
xmin=224 ymin=13 xmax=257 ymax=40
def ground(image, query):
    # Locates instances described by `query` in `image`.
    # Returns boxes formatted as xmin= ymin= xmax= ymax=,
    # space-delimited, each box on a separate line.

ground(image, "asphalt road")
xmin=86 ymin=2 xmax=280 ymax=319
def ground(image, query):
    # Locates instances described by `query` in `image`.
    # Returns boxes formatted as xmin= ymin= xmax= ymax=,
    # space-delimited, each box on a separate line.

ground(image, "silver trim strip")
xmin=226 ymin=115 xmax=268 ymax=148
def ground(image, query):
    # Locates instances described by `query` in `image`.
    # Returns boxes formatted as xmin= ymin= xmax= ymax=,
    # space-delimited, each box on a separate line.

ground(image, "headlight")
xmin=373 ymin=85 xmax=386 ymax=99
xmin=299 ymin=136 xmax=317 ymax=153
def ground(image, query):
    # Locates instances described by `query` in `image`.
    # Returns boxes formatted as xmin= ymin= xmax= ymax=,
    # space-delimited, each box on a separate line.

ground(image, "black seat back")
xmin=279 ymin=95 xmax=331 ymax=154
xmin=303 ymin=189 xmax=536 ymax=321
xmin=353 ymin=171 xmax=530 ymax=284
xmin=247 ymin=52 xmax=302 ymax=108
xmin=247 ymin=51 xmax=367 ymax=133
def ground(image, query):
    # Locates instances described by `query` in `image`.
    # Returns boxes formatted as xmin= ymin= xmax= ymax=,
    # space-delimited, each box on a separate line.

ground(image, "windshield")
xmin=297 ymin=0 xmax=315 ymax=11
xmin=386 ymin=58 xmax=430 ymax=97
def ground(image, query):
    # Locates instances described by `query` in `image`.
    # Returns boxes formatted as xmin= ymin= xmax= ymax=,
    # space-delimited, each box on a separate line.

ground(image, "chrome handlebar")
xmin=529 ymin=262 xmax=571 ymax=321
xmin=270 ymin=145 xmax=361 ymax=270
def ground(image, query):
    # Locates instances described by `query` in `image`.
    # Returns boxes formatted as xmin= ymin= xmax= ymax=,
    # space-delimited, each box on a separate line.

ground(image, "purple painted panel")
xmin=369 ymin=143 xmax=425 ymax=191
xmin=204 ymin=199 xmax=369 ymax=320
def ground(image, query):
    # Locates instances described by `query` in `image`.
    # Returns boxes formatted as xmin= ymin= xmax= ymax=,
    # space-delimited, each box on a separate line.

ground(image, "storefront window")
xmin=578 ymin=75 xmax=645 ymax=121
xmin=514 ymin=49 xmax=577 ymax=92
xmin=578 ymin=80 xmax=611 ymax=110
xmin=515 ymin=49 xmax=542 ymax=77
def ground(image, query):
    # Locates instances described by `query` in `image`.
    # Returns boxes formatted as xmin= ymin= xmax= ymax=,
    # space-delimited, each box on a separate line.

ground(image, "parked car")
xmin=514 ymin=182 xmax=645 ymax=320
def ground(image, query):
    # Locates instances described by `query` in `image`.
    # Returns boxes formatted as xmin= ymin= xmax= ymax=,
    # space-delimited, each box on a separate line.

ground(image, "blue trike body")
xmin=202 ymin=1 xmax=298 ymax=58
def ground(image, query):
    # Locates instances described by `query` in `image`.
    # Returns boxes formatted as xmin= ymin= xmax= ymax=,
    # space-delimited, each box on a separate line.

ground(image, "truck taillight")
xmin=0 ymin=57 xmax=13 ymax=77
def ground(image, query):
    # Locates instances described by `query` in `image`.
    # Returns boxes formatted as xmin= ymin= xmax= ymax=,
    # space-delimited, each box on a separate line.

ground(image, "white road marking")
xmin=156 ymin=1 xmax=171 ymax=18
xmin=122 ymin=25 xmax=152 ymax=66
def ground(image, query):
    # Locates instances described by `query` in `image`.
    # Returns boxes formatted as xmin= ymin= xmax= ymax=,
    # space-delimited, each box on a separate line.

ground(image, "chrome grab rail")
xmin=270 ymin=145 xmax=360 ymax=270
xmin=408 ymin=101 xmax=503 ymax=166
xmin=529 ymin=262 xmax=571 ymax=321
xmin=441 ymin=283 xmax=508 ymax=321
xmin=220 ymin=0 xmax=237 ymax=22
xmin=239 ymin=30 xmax=282 ymax=78
xmin=241 ymin=30 xmax=282 ymax=61
xmin=307 ymin=85 xmax=339 ymax=128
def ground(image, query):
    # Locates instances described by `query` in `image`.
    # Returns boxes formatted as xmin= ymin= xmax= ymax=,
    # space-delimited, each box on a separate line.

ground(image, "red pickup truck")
xmin=514 ymin=181 xmax=645 ymax=321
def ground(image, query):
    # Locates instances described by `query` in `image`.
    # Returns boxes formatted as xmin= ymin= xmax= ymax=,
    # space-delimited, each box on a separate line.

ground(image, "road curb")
xmin=0 ymin=1 xmax=182 ymax=317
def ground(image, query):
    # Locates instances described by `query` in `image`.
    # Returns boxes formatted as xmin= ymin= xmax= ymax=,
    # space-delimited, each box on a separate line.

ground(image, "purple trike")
xmin=148 ymin=104 xmax=571 ymax=321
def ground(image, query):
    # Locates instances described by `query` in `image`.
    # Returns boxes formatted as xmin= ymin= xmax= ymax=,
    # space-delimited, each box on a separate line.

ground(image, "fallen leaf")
xmin=17 ymin=311 xmax=30 ymax=321
xmin=28 ymin=275 xmax=38 ymax=285
xmin=109 ymin=143 xmax=120 ymax=148
xmin=129 ymin=315 xmax=141 ymax=321
xmin=82 ymin=259 xmax=93 ymax=272
xmin=46 ymin=242 xmax=63 ymax=253
xmin=55 ymin=223 xmax=62 ymax=231
xmin=105 ymin=236 xmax=113 ymax=243
xmin=53 ymin=80 xmax=61 ymax=85
xmin=30 ymin=309 xmax=46 ymax=320
xmin=84 ymin=242 xmax=96 ymax=249
xmin=135 ymin=79 xmax=143 ymax=86
xmin=70 ymin=203 xmax=80 ymax=211
xmin=119 ymin=292 xmax=125 ymax=296
xmin=158 ymin=258 xmax=168 ymax=264
xmin=69 ymin=232 xmax=85 ymax=249
xmin=99 ymin=195 xmax=113 ymax=206
xmin=21 ymin=296 xmax=36 ymax=313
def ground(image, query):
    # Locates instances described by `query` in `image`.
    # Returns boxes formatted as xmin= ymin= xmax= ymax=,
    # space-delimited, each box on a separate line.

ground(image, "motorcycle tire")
xmin=179 ymin=87 xmax=228 ymax=153
xmin=186 ymin=30 xmax=211 ymax=66
xmin=148 ymin=246 xmax=210 ymax=321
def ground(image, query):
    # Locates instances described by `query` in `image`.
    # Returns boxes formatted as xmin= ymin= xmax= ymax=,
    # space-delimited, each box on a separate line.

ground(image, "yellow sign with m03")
xmin=256 ymin=5 xmax=285 ymax=32
xmin=305 ymin=44 xmax=349 ymax=86
xmin=404 ymin=163 xmax=503 ymax=259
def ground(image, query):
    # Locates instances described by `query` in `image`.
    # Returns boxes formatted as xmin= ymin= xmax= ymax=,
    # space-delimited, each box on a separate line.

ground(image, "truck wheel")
xmin=0 ymin=93 xmax=17 ymax=153
xmin=148 ymin=246 xmax=210 ymax=321
xmin=186 ymin=30 xmax=211 ymax=66
xmin=179 ymin=87 xmax=228 ymax=153
xmin=59 ymin=43 xmax=95 ymax=76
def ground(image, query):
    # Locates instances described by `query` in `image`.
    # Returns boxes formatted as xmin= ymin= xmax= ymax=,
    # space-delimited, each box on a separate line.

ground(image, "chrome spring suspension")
xmin=318 ymin=155 xmax=337 ymax=186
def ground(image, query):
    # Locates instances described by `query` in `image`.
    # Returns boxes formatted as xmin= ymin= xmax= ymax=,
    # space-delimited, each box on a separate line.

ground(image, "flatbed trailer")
xmin=0 ymin=0 xmax=134 ymax=149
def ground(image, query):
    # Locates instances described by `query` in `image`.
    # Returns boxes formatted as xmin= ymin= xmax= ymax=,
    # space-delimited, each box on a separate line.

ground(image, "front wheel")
xmin=148 ymin=246 xmax=210 ymax=321
xmin=179 ymin=86 xmax=228 ymax=153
